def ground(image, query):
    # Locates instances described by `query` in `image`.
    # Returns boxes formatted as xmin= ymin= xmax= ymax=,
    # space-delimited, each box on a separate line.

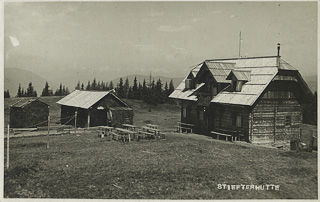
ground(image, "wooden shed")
xmin=57 ymin=90 xmax=133 ymax=128
xmin=170 ymin=52 xmax=313 ymax=144
xmin=10 ymin=99 xmax=49 ymax=128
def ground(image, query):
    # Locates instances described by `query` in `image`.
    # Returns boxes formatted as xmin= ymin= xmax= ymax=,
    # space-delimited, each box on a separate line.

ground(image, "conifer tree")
xmin=169 ymin=79 xmax=175 ymax=94
xmin=41 ymin=81 xmax=50 ymax=96
xmin=75 ymin=81 xmax=81 ymax=90
xmin=109 ymin=81 xmax=114 ymax=90
xmin=86 ymin=81 xmax=91 ymax=90
xmin=92 ymin=78 xmax=97 ymax=90
xmin=133 ymin=76 xmax=138 ymax=99
xmin=26 ymin=82 xmax=36 ymax=97
xmin=124 ymin=77 xmax=130 ymax=98
xmin=4 ymin=90 xmax=10 ymax=98
xmin=17 ymin=83 xmax=22 ymax=97
xmin=117 ymin=78 xmax=125 ymax=98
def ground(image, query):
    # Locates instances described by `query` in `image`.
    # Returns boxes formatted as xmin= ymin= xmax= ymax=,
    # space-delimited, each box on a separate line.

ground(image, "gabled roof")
xmin=212 ymin=67 xmax=278 ymax=106
xmin=226 ymin=69 xmax=251 ymax=81
xmin=170 ymin=56 xmax=301 ymax=106
xmin=205 ymin=61 xmax=235 ymax=83
xmin=11 ymin=99 xmax=48 ymax=108
xmin=57 ymin=90 xmax=128 ymax=109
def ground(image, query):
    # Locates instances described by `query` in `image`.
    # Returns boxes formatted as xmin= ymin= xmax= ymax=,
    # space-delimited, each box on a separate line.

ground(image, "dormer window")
xmin=185 ymin=79 xmax=193 ymax=90
xmin=226 ymin=70 xmax=251 ymax=92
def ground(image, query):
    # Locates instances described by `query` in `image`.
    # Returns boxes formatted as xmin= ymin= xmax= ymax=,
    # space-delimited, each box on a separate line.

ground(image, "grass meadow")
xmin=3 ymin=97 xmax=318 ymax=199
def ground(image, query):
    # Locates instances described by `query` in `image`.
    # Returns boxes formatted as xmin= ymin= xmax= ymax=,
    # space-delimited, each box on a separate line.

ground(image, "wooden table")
xmin=115 ymin=128 xmax=137 ymax=142
xmin=146 ymin=124 xmax=158 ymax=129
xmin=122 ymin=124 xmax=137 ymax=131
xmin=142 ymin=126 xmax=160 ymax=136
xmin=99 ymin=126 xmax=113 ymax=134
xmin=98 ymin=126 xmax=114 ymax=138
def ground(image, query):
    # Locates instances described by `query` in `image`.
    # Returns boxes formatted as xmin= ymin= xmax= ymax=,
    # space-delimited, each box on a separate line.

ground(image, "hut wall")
xmin=180 ymin=100 xmax=197 ymax=125
xmin=251 ymin=99 xmax=302 ymax=144
xmin=10 ymin=101 xmax=49 ymax=128
xmin=60 ymin=105 xmax=88 ymax=127
xmin=109 ymin=109 xmax=133 ymax=127
xmin=211 ymin=104 xmax=250 ymax=141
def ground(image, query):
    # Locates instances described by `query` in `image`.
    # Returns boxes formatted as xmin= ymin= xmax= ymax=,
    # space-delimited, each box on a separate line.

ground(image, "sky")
xmin=3 ymin=1 xmax=318 ymax=85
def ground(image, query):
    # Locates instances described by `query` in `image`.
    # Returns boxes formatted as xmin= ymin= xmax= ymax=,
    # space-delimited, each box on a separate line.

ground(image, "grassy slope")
xmin=4 ymin=132 xmax=317 ymax=199
xmin=3 ymin=97 xmax=318 ymax=199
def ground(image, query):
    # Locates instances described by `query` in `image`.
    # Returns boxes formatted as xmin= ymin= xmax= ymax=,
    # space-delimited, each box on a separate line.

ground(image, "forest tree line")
xmin=5 ymin=76 xmax=176 ymax=105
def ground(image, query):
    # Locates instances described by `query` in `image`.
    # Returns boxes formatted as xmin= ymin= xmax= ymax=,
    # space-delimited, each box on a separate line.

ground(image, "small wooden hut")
xmin=57 ymin=90 xmax=133 ymax=128
xmin=10 ymin=99 xmax=49 ymax=128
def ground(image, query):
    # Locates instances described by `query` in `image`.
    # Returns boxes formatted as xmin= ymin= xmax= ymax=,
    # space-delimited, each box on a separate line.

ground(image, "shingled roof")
xmin=169 ymin=56 xmax=302 ymax=106
xmin=57 ymin=90 xmax=129 ymax=109
xmin=11 ymin=99 xmax=48 ymax=108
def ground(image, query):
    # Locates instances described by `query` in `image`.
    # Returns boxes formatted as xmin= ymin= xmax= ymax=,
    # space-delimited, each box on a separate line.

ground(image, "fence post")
xmin=75 ymin=111 xmax=77 ymax=134
xmin=7 ymin=124 xmax=10 ymax=169
xmin=47 ymin=115 xmax=50 ymax=149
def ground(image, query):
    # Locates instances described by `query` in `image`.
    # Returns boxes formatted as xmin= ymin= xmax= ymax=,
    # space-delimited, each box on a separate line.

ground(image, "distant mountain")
xmin=4 ymin=68 xmax=57 ymax=97
xmin=111 ymin=75 xmax=184 ymax=89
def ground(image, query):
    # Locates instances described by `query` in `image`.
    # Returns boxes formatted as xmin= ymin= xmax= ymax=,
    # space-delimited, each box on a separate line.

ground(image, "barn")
xmin=169 ymin=48 xmax=314 ymax=144
xmin=10 ymin=99 xmax=49 ymax=128
xmin=57 ymin=90 xmax=133 ymax=128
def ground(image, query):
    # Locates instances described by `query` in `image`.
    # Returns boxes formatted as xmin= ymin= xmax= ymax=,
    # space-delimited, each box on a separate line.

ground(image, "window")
xmin=182 ymin=107 xmax=187 ymax=118
xmin=285 ymin=116 xmax=291 ymax=126
xmin=232 ymin=113 xmax=242 ymax=127
xmin=199 ymin=110 xmax=204 ymax=121
xmin=212 ymin=86 xmax=217 ymax=96
xmin=236 ymin=115 xmax=242 ymax=127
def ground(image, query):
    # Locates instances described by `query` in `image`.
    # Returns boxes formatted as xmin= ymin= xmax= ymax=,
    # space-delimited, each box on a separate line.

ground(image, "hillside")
xmin=4 ymin=68 xmax=184 ymax=96
xmin=4 ymin=68 xmax=57 ymax=97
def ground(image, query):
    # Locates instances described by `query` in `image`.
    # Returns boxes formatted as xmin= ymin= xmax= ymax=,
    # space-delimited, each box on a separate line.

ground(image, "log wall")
xmin=251 ymin=99 xmax=302 ymax=144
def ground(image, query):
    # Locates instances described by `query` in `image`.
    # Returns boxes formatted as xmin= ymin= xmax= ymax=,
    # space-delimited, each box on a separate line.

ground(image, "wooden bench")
xmin=213 ymin=128 xmax=244 ymax=142
xmin=211 ymin=131 xmax=233 ymax=141
xmin=176 ymin=122 xmax=194 ymax=134
xmin=110 ymin=132 xmax=119 ymax=141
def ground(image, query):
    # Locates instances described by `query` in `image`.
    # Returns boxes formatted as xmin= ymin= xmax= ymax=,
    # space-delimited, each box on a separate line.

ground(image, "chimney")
xmin=277 ymin=43 xmax=281 ymax=68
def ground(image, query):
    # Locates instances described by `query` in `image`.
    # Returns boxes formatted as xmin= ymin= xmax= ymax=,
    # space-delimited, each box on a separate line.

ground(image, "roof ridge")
xmin=206 ymin=55 xmax=277 ymax=61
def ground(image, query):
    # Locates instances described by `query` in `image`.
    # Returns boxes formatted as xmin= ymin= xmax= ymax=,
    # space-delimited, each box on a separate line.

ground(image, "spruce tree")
xmin=86 ymin=81 xmax=91 ymax=90
xmin=4 ymin=90 xmax=10 ymax=98
xmin=109 ymin=81 xmax=114 ymax=90
xmin=75 ymin=81 xmax=81 ymax=90
xmin=92 ymin=78 xmax=97 ymax=90
xmin=124 ymin=77 xmax=130 ymax=98
xmin=117 ymin=78 xmax=124 ymax=98
xmin=41 ymin=81 xmax=50 ymax=96
xmin=132 ymin=76 xmax=138 ymax=99
xmin=17 ymin=83 xmax=22 ymax=97
xmin=169 ymin=79 xmax=175 ymax=94
xmin=81 ymin=83 xmax=84 ymax=90
xmin=26 ymin=82 xmax=35 ymax=97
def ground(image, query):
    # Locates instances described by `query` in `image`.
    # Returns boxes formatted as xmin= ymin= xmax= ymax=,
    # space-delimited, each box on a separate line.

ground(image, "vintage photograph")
xmin=3 ymin=1 xmax=318 ymax=199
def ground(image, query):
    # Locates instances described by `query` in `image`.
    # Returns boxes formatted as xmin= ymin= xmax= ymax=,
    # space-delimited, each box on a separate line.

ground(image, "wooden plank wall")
xmin=252 ymin=99 xmax=302 ymax=144
xmin=211 ymin=105 xmax=250 ymax=141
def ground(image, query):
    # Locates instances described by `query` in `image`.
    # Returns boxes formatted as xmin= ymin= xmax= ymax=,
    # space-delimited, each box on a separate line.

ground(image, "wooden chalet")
xmin=10 ymin=99 xmax=49 ymax=128
xmin=57 ymin=90 xmax=133 ymax=128
xmin=169 ymin=47 xmax=313 ymax=144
